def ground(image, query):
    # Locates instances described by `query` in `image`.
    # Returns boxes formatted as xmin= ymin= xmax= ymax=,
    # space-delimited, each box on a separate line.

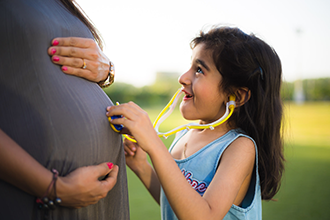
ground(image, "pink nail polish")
xmin=62 ymin=66 xmax=68 ymax=71
xmin=107 ymin=162 xmax=114 ymax=169
xmin=50 ymin=48 xmax=56 ymax=55
xmin=53 ymin=40 xmax=59 ymax=46
xmin=53 ymin=56 xmax=59 ymax=62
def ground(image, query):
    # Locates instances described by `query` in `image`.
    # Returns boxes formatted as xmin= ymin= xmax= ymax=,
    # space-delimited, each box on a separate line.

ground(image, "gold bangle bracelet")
xmin=98 ymin=61 xmax=115 ymax=88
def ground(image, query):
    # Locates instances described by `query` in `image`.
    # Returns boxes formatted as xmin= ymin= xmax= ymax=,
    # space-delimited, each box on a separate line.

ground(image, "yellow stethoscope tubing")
xmin=153 ymin=89 xmax=183 ymax=131
xmin=154 ymin=89 xmax=236 ymax=138
xmin=110 ymin=122 xmax=122 ymax=133
xmin=112 ymin=89 xmax=236 ymax=143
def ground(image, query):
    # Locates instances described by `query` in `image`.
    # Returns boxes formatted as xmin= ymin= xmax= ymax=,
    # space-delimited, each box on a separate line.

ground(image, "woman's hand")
xmin=0 ymin=129 xmax=119 ymax=209
xmin=48 ymin=37 xmax=110 ymax=83
xmin=57 ymin=162 xmax=119 ymax=209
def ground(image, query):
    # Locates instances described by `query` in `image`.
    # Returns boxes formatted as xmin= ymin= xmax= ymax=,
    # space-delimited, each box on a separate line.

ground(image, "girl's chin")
xmin=179 ymin=102 xmax=199 ymax=120
xmin=179 ymin=109 xmax=197 ymax=121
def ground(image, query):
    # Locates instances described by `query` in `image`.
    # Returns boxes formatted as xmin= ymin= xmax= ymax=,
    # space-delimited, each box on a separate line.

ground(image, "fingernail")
xmin=50 ymin=48 xmax=56 ymax=55
xmin=53 ymin=56 xmax=59 ymax=62
xmin=53 ymin=40 xmax=59 ymax=46
xmin=107 ymin=162 xmax=114 ymax=169
xmin=62 ymin=66 xmax=68 ymax=71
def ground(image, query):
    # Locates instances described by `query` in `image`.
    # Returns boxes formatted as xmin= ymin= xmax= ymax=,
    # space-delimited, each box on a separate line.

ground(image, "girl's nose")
xmin=178 ymin=70 xmax=191 ymax=86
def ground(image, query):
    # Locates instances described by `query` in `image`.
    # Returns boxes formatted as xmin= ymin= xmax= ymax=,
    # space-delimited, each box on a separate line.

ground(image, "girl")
xmin=106 ymin=26 xmax=284 ymax=220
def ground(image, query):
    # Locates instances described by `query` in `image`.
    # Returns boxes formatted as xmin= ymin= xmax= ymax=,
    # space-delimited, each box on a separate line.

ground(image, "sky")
xmin=77 ymin=0 xmax=330 ymax=87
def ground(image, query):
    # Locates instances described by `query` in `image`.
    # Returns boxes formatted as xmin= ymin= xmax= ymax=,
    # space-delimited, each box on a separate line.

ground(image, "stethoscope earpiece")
xmin=228 ymin=94 xmax=236 ymax=110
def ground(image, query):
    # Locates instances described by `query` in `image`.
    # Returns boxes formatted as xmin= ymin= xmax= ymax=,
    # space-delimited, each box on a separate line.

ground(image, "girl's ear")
xmin=232 ymin=87 xmax=251 ymax=107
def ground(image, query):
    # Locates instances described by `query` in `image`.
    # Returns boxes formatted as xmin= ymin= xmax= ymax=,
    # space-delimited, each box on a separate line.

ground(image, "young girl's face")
xmin=179 ymin=43 xmax=227 ymax=124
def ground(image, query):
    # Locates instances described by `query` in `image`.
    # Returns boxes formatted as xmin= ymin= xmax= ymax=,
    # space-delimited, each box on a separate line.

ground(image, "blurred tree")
xmin=103 ymin=71 xmax=181 ymax=107
xmin=281 ymin=81 xmax=294 ymax=101
xmin=303 ymin=78 xmax=330 ymax=101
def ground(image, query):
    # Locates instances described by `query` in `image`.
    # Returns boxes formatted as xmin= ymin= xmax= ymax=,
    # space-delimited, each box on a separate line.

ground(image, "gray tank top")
xmin=0 ymin=0 xmax=129 ymax=219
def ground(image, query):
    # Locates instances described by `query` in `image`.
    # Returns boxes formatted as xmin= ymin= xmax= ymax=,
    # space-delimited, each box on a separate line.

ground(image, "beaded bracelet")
xmin=36 ymin=169 xmax=62 ymax=210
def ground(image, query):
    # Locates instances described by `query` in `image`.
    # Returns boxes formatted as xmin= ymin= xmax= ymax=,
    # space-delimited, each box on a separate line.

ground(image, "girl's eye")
xmin=196 ymin=67 xmax=204 ymax=74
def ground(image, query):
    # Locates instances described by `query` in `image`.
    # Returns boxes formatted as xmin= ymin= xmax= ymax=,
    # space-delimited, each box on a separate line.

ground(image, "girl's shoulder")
xmin=220 ymin=131 xmax=256 ymax=174
xmin=225 ymin=129 xmax=256 ymax=157
xmin=229 ymin=136 xmax=256 ymax=155
xmin=230 ymin=128 xmax=256 ymax=147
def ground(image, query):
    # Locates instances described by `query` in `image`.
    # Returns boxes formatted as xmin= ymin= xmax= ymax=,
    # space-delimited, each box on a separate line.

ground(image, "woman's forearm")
xmin=0 ymin=129 xmax=53 ymax=197
xmin=0 ymin=129 xmax=120 ymax=209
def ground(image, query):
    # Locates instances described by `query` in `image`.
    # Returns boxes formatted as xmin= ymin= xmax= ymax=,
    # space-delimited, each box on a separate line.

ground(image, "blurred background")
xmin=78 ymin=0 xmax=330 ymax=87
xmin=77 ymin=0 xmax=330 ymax=219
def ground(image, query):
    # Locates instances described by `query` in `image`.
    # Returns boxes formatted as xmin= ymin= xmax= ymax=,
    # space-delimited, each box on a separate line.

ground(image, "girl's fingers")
xmin=107 ymin=104 xmax=139 ymax=122
xmin=124 ymin=144 xmax=135 ymax=156
xmin=107 ymin=103 xmax=154 ymax=146
xmin=110 ymin=117 xmax=133 ymax=130
xmin=124 ymin=139 xmax=137 ymax=156
xmin=107 ymin=102 xmax=146 ymax=120
xmin=119 ymin=127 xmax=131 ymax=135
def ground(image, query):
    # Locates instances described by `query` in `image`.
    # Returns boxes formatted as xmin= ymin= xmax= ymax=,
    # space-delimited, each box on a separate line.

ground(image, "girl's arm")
xmin=150 ymin=136 xmax=255 ymax=220
xmin=0 ymin=129 xmax=119 ymax=208
xmin=107 ymin=102 xmax=256 ymax=219
xmin=124 ymin=139 xmax=161 ymax=204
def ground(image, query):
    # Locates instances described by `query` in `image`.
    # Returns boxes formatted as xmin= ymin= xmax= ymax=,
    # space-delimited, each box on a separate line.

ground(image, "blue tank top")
xmin=160 ymin=129 xmax=262 ymax=220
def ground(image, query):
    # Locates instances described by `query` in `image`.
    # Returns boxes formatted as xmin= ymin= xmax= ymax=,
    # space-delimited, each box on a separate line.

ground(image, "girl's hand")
xmin=56 ymin=162 xmax=119 ymax=209
xmin=106 ymin=102 xmax=162 ymax=154
xmin=124 ymin=138 xmax=148 ymax=173
xmin=123 ymin=137 xmax=138 ymax=157
xmin=48 ymin=37 xmax=110 ymax=83
xmin=106 ymin=106 xmax=165 ymax=204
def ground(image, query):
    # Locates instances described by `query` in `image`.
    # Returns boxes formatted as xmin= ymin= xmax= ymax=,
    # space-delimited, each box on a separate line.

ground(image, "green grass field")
xmin=126 ymin=102 xmax=330 ymax=220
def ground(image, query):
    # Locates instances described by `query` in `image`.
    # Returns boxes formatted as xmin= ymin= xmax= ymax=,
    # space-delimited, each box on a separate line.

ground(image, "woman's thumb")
xmin=102 ymin=164 xmax=119 ymax=189
xmin=97 ymin=162 xmax=115 ymax=180
xmin=107 ymin=162 xmax=114 ymax=170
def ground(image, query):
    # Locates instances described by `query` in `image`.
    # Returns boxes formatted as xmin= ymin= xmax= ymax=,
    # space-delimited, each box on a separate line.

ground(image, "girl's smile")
xmin=182 ymin=89 xmax=193 ymax=101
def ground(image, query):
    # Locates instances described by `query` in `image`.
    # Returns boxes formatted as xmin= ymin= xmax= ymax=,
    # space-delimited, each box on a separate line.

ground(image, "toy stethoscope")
xmin=109 ymin=88 xmax=236 ymax=143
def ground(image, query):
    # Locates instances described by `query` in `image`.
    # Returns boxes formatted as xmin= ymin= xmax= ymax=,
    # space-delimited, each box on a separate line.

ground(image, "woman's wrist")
xmin=27 ymin=171 xmax=53 ymax=199
xmin=53 ymin=175 xmax=71 ymax=205
xmin=36 ymin=169 xmax=62 ymax=209
xmin=98 ymin=61 xmax=115 ymax=88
